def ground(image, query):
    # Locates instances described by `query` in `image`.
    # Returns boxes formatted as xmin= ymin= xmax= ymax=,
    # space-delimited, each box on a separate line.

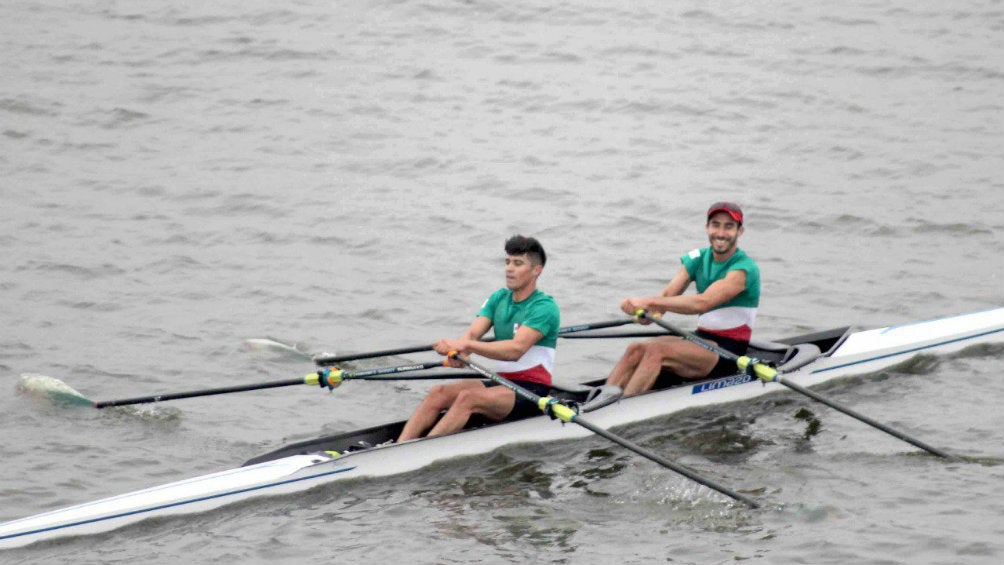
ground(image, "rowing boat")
xmin=2 ymin=307 xmax=1002 ymax=548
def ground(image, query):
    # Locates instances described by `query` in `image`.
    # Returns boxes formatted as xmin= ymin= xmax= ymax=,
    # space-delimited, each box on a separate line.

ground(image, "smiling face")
xmin=706 ymin=211 xmax=744 ymax=258
xmin=504 ymin=253 xmax=542 ymax=295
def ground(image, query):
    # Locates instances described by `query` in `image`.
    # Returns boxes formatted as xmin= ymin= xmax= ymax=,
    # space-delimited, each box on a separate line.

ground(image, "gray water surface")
xmin=1 ymin=1 xmax=1002 ymax=563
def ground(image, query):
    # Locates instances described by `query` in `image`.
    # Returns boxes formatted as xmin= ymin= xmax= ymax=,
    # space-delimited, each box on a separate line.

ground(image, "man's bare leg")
xmin=397 ymin=381 xmax=486 ymax=442
xmin=622 ymin=338 xmax=719 ymax=397
xmin=605 ymin=342 xmax=647 ymax=388
xmin=425 ymin=386 xmax=516 ymax=438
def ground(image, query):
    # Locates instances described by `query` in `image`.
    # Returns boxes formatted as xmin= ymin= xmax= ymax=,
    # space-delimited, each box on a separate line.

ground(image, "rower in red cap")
xmin=603 ymin=201 xmax=761 ymax=396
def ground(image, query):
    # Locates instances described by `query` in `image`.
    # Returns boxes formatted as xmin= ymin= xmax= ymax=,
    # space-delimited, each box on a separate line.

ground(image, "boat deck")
xmin=244 ymin=326 xmax=851 ymax=466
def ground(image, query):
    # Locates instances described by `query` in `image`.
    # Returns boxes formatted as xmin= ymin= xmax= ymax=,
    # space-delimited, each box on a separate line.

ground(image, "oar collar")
xmin=317 ymin=368 xmax=344 ymax=390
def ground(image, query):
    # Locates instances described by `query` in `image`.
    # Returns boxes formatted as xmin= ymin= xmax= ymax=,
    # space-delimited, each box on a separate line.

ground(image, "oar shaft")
xmin=318 ymin=361 xmax=455 ymax=387
xmin=636 ymin=311 xmax=953 ymax=459
xmin=351 ymin=373 xmax=484 ymax=381
xmin=94 ymin=378 xmax=307 ymax=408
xmin=314 ymin=345 xmax=435 ymax=365
xmin=571 ymin=415 xmax=760 ymax=508
xmin=562 ymin=331 xmax=672 ymax=340
xmin=453 ymin=353 xmax=758 ymax=508
xmin=558 ymin=319 xmax=635 ymax=333
xmin=313 ymin=319 xmax=637 ymax=366
xmin=775 ymin=377 xmax=955 ymax=459
xmin=95 ymin=362 xmax=459 ymax=408
xmin=346 ymin=362 xmax=445 ymax=378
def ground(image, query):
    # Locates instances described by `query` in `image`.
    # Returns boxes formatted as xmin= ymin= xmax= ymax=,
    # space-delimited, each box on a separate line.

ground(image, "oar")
xmin=561 ymin=330 xmax=672 ymax=339
xmin=450 ymin=352 xmax=759 ymax=508
xmin=91 ymin=361 xmax=471 ymax=409
xmin=312 ymin=318 xmax=637 ymax=366
xmin=558 ymin=318 xmax=637 ymax=334
xmin=635 ymin=310 xmax=955 ymax=459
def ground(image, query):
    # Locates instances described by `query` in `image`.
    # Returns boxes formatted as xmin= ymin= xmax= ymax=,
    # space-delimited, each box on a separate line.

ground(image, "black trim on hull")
xmin=243 ymin=326 xmax=851 ymax=467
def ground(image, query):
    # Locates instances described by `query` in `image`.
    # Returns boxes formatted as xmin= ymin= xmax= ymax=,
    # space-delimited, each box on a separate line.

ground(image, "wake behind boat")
xmin=2 ymin=307 xmax=1003 ymax=549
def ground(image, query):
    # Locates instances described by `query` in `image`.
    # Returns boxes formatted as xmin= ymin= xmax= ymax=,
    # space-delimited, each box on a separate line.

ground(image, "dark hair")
xmin=504 ymin=235 xmax=546 ymax=266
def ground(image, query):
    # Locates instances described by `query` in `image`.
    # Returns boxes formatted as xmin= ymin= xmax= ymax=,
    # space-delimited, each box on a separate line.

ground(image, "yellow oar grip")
xmin=736 ymin=356 xmax=777 ymax=382
xmin=327 ymin=369 xmax=344 ymax=387
xmin=537 ymin=396 xmax=577 ymax=423
xmin=308 ymin=369 xmax=345 ymax=388
xmin=551 ymin=403 xmax=577 ymax=422
xmin=632 ymin=308 xmax=660 ymax=321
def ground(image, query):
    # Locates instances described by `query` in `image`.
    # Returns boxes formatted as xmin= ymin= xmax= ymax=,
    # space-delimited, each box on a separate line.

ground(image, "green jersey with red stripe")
xmin=477 ymin=288 xmax=560 ymax=386
xmin=680 ymin=247 xmax=760 ymax=343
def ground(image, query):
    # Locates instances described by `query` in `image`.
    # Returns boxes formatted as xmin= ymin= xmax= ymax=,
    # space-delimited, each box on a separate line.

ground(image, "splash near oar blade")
xmin=450 ymin=353 xmax=759 ymax=508
xmin=16 ymin=374 xmax=94 ymax=407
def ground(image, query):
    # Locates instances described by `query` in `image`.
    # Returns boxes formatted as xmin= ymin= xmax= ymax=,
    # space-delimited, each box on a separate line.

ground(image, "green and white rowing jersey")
xmin=477 ymin=288 xmax=560 ymax=385
xmin=680 ymin=247 xmax=760 ymax=342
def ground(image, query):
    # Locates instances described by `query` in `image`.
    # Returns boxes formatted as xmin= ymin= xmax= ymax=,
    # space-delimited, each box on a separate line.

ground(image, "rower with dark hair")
xmin=396 ymin=235 xmax=560 ymax=442
xmin=604 ymin=201 xmax=761 ymax=397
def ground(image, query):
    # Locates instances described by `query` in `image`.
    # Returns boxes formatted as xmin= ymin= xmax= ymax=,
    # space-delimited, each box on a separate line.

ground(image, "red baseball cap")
xmin=707 ymin=201 xmax=743 ymax=224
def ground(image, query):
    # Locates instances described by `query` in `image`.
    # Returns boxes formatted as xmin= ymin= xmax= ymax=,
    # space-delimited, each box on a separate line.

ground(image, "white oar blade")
xmin=243 ymin=337 xmax=315 ymax=361
xmin=17 ymin=374 xmax=93 ymax=407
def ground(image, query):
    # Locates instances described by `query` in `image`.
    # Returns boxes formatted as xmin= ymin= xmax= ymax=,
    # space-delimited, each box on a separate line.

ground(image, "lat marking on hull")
xmin=692 ymin=374 xmax=754 ymax=394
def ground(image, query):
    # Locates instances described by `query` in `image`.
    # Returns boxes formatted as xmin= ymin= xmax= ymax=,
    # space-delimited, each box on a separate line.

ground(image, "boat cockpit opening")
xmin=243 ymin=327 xmax=856 ymax=467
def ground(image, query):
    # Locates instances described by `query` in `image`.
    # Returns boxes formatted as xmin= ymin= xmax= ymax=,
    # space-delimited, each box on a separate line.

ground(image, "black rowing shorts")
xmin=485 ymin=380 xmax=552 ymax=421
xmin=695 ymin=329 xmax=749 ymax=378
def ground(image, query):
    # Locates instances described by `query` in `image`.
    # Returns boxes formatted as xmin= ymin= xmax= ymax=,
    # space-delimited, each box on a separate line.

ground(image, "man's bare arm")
xmin=622 ymin=270 xmax=747 ymax=316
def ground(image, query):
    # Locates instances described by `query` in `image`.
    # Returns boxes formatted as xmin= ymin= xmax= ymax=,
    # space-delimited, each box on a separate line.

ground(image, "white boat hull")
xmin=2 ymin=307 xmax=1002 ymax=548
